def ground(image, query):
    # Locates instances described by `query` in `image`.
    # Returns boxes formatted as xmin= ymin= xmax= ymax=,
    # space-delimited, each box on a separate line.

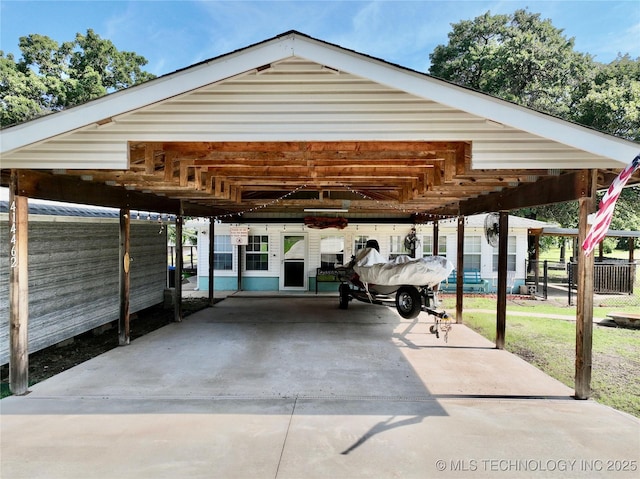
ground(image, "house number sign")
xmin=9 ymin=200 xmax=17 ymax=268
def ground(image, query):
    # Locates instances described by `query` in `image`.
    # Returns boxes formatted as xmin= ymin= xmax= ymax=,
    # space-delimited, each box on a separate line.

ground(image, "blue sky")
xmin=1 ymin=0 xmax=639 ymax=76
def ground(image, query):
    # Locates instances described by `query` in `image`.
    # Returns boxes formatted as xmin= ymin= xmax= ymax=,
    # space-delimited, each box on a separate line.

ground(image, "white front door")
xmin=281 ymin=234 xmax=307 ymax=290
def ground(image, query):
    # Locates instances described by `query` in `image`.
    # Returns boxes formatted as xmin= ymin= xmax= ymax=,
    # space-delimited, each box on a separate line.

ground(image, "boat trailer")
xmin=338 ymin=281 xmax=452 ymax=341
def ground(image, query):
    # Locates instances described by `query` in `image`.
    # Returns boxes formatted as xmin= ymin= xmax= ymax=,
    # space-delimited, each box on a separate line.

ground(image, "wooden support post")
xmin=119 ymin=209 xmax=131 ymax=346
xmin=174 ymin=213 xmax=183 ymax=322
xmin=208 ymin=219 xmax=215 ymax=307
xmin=237 ymin=244 xmax=243 ymax=291
xmin=455 ymin=216 xmax=465 ymax=323
xmin=433 ymin=221 xmax=439 ymax=256
xmin=8 ymin=170 xmax=29 ymax=395
xmin=533 ymin=236 xmax=540 ymax=292
xmin=575 ymin=170 xmax=597 ymax=399
xmin=496 ymin=212 xmax=509 ymax=349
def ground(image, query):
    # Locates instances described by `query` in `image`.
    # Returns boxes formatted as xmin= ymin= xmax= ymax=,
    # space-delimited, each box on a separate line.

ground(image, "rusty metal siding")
xmin=0 ymin=219 xmax=166 ymax=365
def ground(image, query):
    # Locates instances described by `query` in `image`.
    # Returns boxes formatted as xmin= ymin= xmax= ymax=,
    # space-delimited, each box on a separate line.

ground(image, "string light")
xmin=336 ymin=183 xmax=457 ymax=221
xmin=213 ymin=184 xmax=308 ymax=221
xmin=209 ymin=182 xmax=460 ymax=222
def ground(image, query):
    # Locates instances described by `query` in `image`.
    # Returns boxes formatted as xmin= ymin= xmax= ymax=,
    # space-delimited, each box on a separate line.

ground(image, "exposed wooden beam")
xmin=455 ymin=169 xmax=548 ymax=179
xmin=144 ymin=143 xmax=155 ymax=174
xmin=5 ymin=140 xmax=617 ymax=221
xmin=15 ymin=170 xmax=181 ymax=213
xmin=10 ymin=169 xmax=215 ymax=217
xmin=459 ymin=171 xmax=593 ymax=214
xmin=159 ymin=157 xmax=441 ymax=170
xmin=156 ymin=140 xmax=464 ymax=154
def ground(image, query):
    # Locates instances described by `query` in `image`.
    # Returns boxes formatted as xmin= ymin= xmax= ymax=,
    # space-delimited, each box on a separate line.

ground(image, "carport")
xmin=2 ymin=30 xmax=639 ymax=404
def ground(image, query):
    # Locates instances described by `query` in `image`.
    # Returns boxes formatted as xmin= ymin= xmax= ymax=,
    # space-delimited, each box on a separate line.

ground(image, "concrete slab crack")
xmin=274 ymin=394 xmax=298 ymax=479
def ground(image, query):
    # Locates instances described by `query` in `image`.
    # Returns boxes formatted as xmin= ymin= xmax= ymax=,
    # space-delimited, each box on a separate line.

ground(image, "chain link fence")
xmin=525 ymin=259 xmax=639 ymax=307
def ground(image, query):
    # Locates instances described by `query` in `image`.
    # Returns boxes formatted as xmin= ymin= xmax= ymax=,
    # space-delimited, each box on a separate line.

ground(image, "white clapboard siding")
xmin=0 ymin=220 xmax=166 ymax=365
xmin=194 ymin=219 xmax=537 ymax=292
xmin=1 ymin=57 xmax=617 ymax=170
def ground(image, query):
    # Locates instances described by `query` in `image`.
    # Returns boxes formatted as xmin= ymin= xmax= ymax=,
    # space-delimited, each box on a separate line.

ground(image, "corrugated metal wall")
xmin=0 ymin=217 xmax=167 ymax=365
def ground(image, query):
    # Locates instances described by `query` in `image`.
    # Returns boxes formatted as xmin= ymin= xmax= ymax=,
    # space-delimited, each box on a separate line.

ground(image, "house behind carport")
xmin=189 ymin=214 xmax=552 ymax=294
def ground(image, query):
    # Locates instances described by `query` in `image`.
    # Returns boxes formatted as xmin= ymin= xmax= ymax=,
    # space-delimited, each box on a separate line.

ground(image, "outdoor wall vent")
xmin=95 ymin=117 xmax=114 ymax=129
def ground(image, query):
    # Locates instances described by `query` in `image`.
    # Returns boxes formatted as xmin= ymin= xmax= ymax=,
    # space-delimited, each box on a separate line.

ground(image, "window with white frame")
xmin=492 ymin=236 xmax=517 ymax=271
xmin=422 ymin=235 xmax=447 ymax=257
xmin=246 ymin=235 xmax=269 ymax=271
xmin=320 ymin=236 xmax=344 ymax=269
xmin=463 ymin=236 xmax=482 ymax=271
xmin=353 ymin=235 xmax=369 ymax=254
xmin=389 ymin=235 xmax=408 ymax=259
xmin=213 ymin=235 xmax=233 ymax=270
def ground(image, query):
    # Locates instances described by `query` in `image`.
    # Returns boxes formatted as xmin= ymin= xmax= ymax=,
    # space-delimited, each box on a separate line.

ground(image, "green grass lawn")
xmin=538 ymin=246 xmax=639 ymax=262
xmin=535 ymin=245 xmax=640 ymax=307
xmin=441 ymin=296 xmax=640 ymax=317
xmin=443 ymin=297 xmax=640 ymax=418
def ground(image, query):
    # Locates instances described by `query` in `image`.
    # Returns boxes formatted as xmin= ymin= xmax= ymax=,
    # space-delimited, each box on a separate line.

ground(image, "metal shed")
xmin=0 ymin=199 xmax=167 ymax=364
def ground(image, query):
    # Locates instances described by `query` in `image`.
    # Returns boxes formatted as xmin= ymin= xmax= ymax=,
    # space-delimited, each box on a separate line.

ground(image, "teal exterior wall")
xmin=198 ymin=276 xmax=279 ymax=291
xmin=199 ymin=276 xmax=524 ymax=294
xmin=242 ymin=277 xmax=280 ymax=291
xmin=198 ymin=276 xmax=237 ymax=291
xmin=310 ymin=278 xmax=342 ymax=293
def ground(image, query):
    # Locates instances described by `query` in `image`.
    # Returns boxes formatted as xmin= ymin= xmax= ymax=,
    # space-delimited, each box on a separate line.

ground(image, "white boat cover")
xmin=352 ymin=248 xmax=454 ymax=287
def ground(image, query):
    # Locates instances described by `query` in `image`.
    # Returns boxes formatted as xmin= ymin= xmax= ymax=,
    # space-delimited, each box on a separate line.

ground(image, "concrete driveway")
xmin=1 ymin=296 xmax=638 ymax=478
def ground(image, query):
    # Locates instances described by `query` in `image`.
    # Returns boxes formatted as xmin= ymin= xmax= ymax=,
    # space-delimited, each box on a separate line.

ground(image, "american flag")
xmin=582 ymin=154 xmax=640 ymax=256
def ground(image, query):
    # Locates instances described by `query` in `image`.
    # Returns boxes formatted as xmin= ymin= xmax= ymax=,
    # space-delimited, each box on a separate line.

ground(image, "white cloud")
xmin=594 ymin=21 xmax=640 ymax=61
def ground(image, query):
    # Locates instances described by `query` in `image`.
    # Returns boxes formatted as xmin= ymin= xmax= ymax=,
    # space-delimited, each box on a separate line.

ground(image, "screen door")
xmin=282 ymin=234 xmax=306 ymax=289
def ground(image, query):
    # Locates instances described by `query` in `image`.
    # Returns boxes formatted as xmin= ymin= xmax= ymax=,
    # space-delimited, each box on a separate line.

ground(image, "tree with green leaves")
xmin=429 ymin=9 xmax=594 ymax=118
xmin=572 ymin=54 xmax=640 ymax=142
xmin=430 ymin=9 xmax=639 ymax=236
xmin=1 ymin=29 xmax=154 ymax=127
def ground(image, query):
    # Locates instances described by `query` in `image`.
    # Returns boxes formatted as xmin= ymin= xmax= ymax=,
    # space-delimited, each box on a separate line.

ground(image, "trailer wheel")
xmin=339 ymin=283 xmax=350 ymax=309
xmin=395 ymin=286 xmax=422 ymax=319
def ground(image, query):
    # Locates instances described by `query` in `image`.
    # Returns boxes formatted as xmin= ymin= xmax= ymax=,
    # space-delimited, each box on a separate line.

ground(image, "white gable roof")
xmin=1 ymin=31 xmax=638 ymax=170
